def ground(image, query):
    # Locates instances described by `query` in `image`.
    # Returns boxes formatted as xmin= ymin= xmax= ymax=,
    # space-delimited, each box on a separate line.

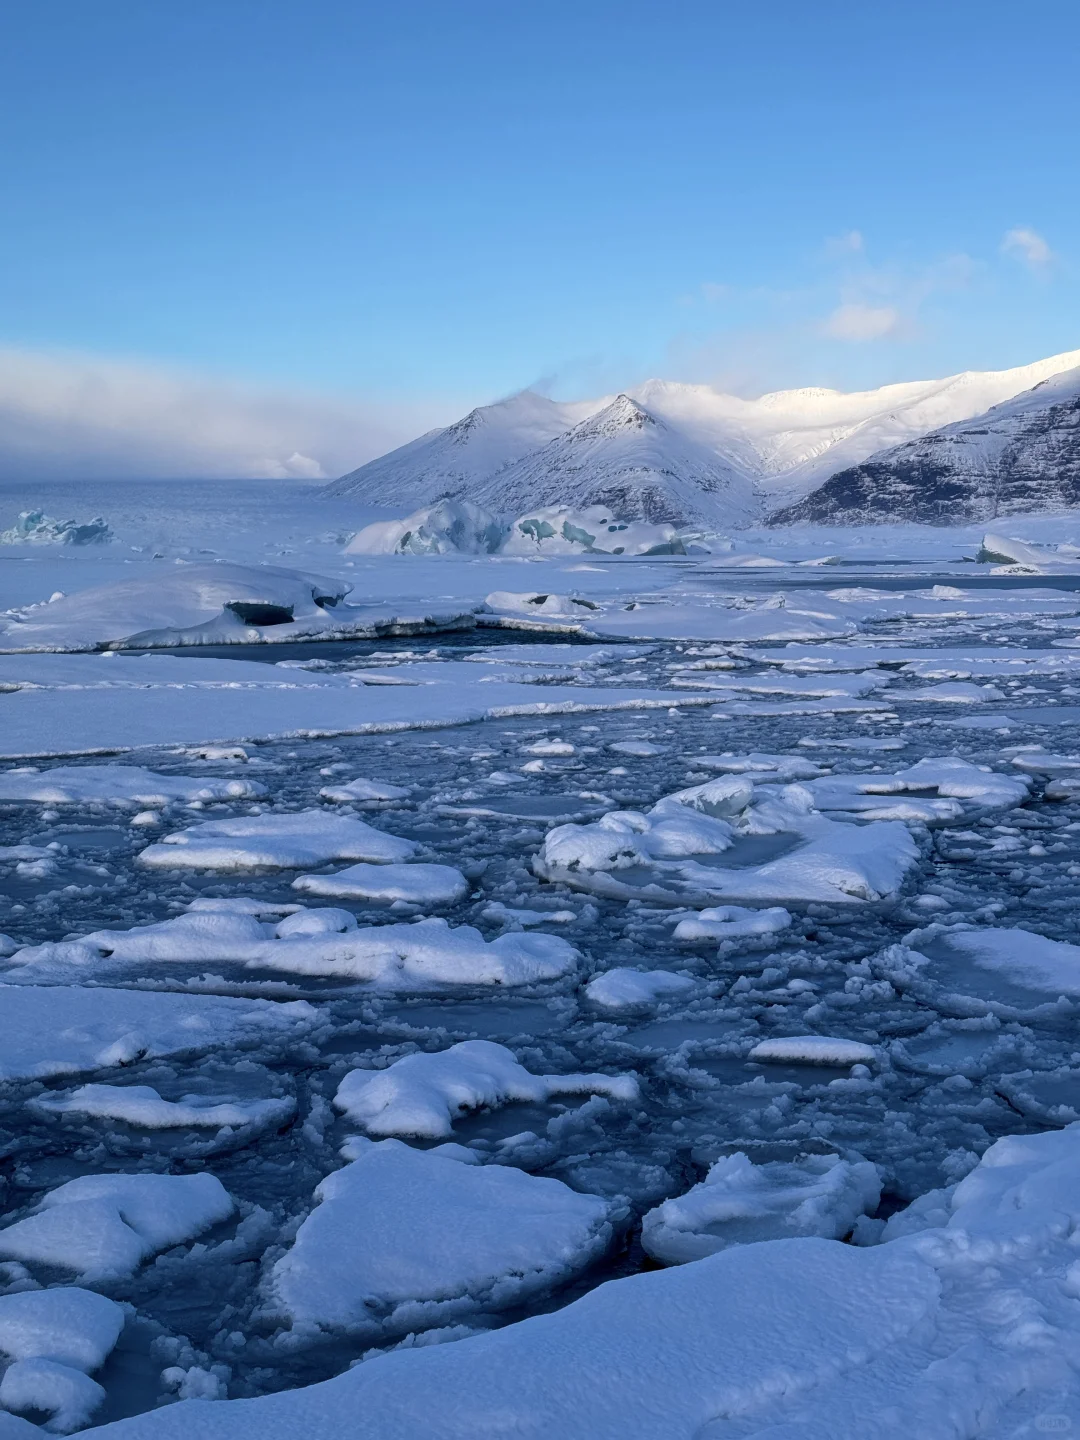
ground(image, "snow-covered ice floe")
xmin=673 ymin=903 xmax=792 ymax=941
xmin=333 ymin=1040 xmax=638 ymax=1138
xmin=0 ymin=1173 xmax=234 ymax=1280
xmin=316 ymin=776 xmax=410 ymax=804
xmin=7 ymin=910 xmax=580 ymax=990
xmin=267 ymin=1139 xmax=618 ymax=1342
xmin=535 ymin=773 xmax=920 ymax=905
xmin=292 ymin=862 xmax=468 ymax=906
xmin=136 ymin=809 xmax=417 ymax=870
xmin=583 ymin=968 xmax=697 ymax=1008
xmin=876 ymin=924 xmax=1080 ymax=1018
xmin=641 ymin=1150 xmax=881 ymax=1264
xmin=0 ymin=764 xmax=266 ymax=807
xmin=31 ymin=1084 xmax=295 ymax=1131
xmin=0 ymin=984 xmax=314 ymax=1080
xmin=797 ymin=757 xmax=1030 ymax=823
xmin=749 ymin=1035 xmax=878 ymax=1065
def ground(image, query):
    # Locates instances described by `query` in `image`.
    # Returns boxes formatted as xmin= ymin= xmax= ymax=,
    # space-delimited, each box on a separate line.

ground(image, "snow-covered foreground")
xmin=7 ymin=484 xmax=1080 ymax=1434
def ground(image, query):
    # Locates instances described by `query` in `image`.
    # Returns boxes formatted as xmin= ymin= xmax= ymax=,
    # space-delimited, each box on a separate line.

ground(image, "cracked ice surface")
xmin=8 ymin=496 xmax=1080 ymax=1433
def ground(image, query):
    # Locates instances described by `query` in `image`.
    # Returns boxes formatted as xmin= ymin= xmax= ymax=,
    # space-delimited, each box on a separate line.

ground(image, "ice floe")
xmin=583 ymin=968 xmax=697 ymax=1008
xmin=641 ymin=1150 xmax=881 ymax=1264
xmin=0 ymin=1173 xmax=234 ymax=1280
xmin=0 ymin=985 xmax=314 ymax=1080
xmin=673 ymin=904 xmax=792 ymax=941
xmin=267 ymin=1140 xmax=618 ymax=1341
xmin=0 ymin=764 xmax=266 ymax=807
xmin=535 ymin=773 xmax=920 ymax=905
xmin=7 ymin=912 xmax=579 ymax=990
xmin=31 ymin=1084 xmax=296 ymax=1131
xmin=292 ymin=862 xmax=468 ymax=906
xmin=749 ymin=1035 xmax=878 ymax=1065
xmin=316 ymin=776 xmax=410 ymax=803
xmin=333 ymin=1040 xmax=638 ymax=1138
xmin=136 ymin=809 xmax=417 ymax=870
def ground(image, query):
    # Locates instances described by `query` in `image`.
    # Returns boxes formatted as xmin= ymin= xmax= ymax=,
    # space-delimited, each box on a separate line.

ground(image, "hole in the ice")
xmin=224 ymin=601 xmax=295 ymax=625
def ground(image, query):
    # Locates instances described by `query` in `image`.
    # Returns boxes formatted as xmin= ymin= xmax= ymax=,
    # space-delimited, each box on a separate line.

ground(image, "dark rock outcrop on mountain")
xmin=769 ymin=368 xmax=1080 ymax=526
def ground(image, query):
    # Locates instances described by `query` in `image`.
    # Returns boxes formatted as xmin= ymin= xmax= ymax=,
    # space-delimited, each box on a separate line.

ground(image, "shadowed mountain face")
xmin=769 ymin=369 xmax=1080 ymax=527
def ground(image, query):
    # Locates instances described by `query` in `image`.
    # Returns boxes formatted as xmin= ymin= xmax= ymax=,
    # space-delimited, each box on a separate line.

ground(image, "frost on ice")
xmin=333 ymin=1040 xmax=638 ymax=1138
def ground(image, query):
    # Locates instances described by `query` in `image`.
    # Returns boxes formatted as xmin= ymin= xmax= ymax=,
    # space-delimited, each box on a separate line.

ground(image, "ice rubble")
xmin=0 ymin=563 xmax=351 ymax=652
xmin=535 ymin=773 xmax=920 ymax=905
xmin=0 ymin=511 xmax=111 ymax=547
xmin=583 ymin=968 xmax=697 ymax=1008
xmin=0 ymin=764 xmax=266 ymax=807
xmin=268 ymin=1140 xmax=618 ymax=1341
xmin=136 ymin=810 xmax=417 ymax=870
xmin=0 ymin=1174 xmax=234 ymax=1280
xmin=7 ymin=911 xmax=580 ymax=989
xmin=0 ymin=985 xmax=314 ymax=1081
xmin=641 ymin=1150 xmax=881 ymax=1264
xmin=333 ymin=1040 xmax=638 ymax=1138
xmin=292 ymin=862 xmax=468 ymax=906
xmin=32 ymin=1084 xmax=295 ymax=1131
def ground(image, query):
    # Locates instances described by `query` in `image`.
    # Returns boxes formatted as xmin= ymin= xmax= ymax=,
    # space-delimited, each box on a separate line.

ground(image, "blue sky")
xmin=0 ymin=0 xmax=1077 ymax=475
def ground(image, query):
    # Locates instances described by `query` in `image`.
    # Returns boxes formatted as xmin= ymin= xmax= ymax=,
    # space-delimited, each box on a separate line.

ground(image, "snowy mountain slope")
xmin=469 ymin=394 xmax=759 ymax=526
xmin=324 ymin=391 xmax=601 ymax=508
xmin=768 ymin=366 xmax=1080 ymax=526
xmin=326 ymin=348 xmax=1080 ymax=520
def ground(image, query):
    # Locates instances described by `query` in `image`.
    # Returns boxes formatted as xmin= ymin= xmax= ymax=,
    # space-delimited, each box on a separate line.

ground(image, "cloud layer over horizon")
xmin=0 ymin=347 xmax=456 ymax=482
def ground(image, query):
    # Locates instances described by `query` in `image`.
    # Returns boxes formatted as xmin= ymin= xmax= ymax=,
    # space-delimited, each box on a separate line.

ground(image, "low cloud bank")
xmin=0 ymin=346 xmax=452 ymax=481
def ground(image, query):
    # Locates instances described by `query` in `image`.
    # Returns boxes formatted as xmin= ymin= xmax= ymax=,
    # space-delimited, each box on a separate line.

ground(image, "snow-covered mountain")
xmin=324 ymin=391 xmax=598 ymax=508
xmin=469 ymin=394 xmax=758 ymax=526
xmin=326 ymin=348 xmax=1080 ymax=524
xmin=768 ymin=367 xmax=1080 ymax=527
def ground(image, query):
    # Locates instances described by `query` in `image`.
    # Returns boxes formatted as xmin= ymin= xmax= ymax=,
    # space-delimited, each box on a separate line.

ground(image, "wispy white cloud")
xmin=822 ymin=230 xmax=865 ymax=259
xmin=1001 ymin=226 xmax=1054 ymax=271
xmin=822 ymin=302 xmax=904 ymax=342
xmin=0 ymin=346 xmax=454 ymax=481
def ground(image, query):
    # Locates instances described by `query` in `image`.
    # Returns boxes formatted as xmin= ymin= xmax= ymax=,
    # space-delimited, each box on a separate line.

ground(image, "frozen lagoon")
xmin=6 ymin=486 xmax=1080 ymax=1433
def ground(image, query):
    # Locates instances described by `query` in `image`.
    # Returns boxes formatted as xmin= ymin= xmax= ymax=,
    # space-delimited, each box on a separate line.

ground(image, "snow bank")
xmin=137 ymin=809 xmax=417 ymax=870
xmin=0 ymin=1174 xmax=234 ymax=1280
xmin=583 ymin=968 xmax=696 ymax=1008
xmin=0 ymin=764 xmax=266 ymax=807
xmin=269 ymin=1140 xmax=617 ymax=1341
xmin=345 ymin=500 xmax=508 ymax=556
xmin=334 ymin=1040 xmax=638 ymax=1138
xmin=292 ymin=862 xmax=468 ymax=906
xmin=0 ymin=984 xmax=314 ymax=1080
xmin=0 ymin=510 xmax=111 ymax=546
xmin=8 ymin=913 xmax=579 ymax=989
xmin=641 ymin=1150 xmax=881 ymax=1264
xmin=32 ymin=1084 xmax=295 ymax=1131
